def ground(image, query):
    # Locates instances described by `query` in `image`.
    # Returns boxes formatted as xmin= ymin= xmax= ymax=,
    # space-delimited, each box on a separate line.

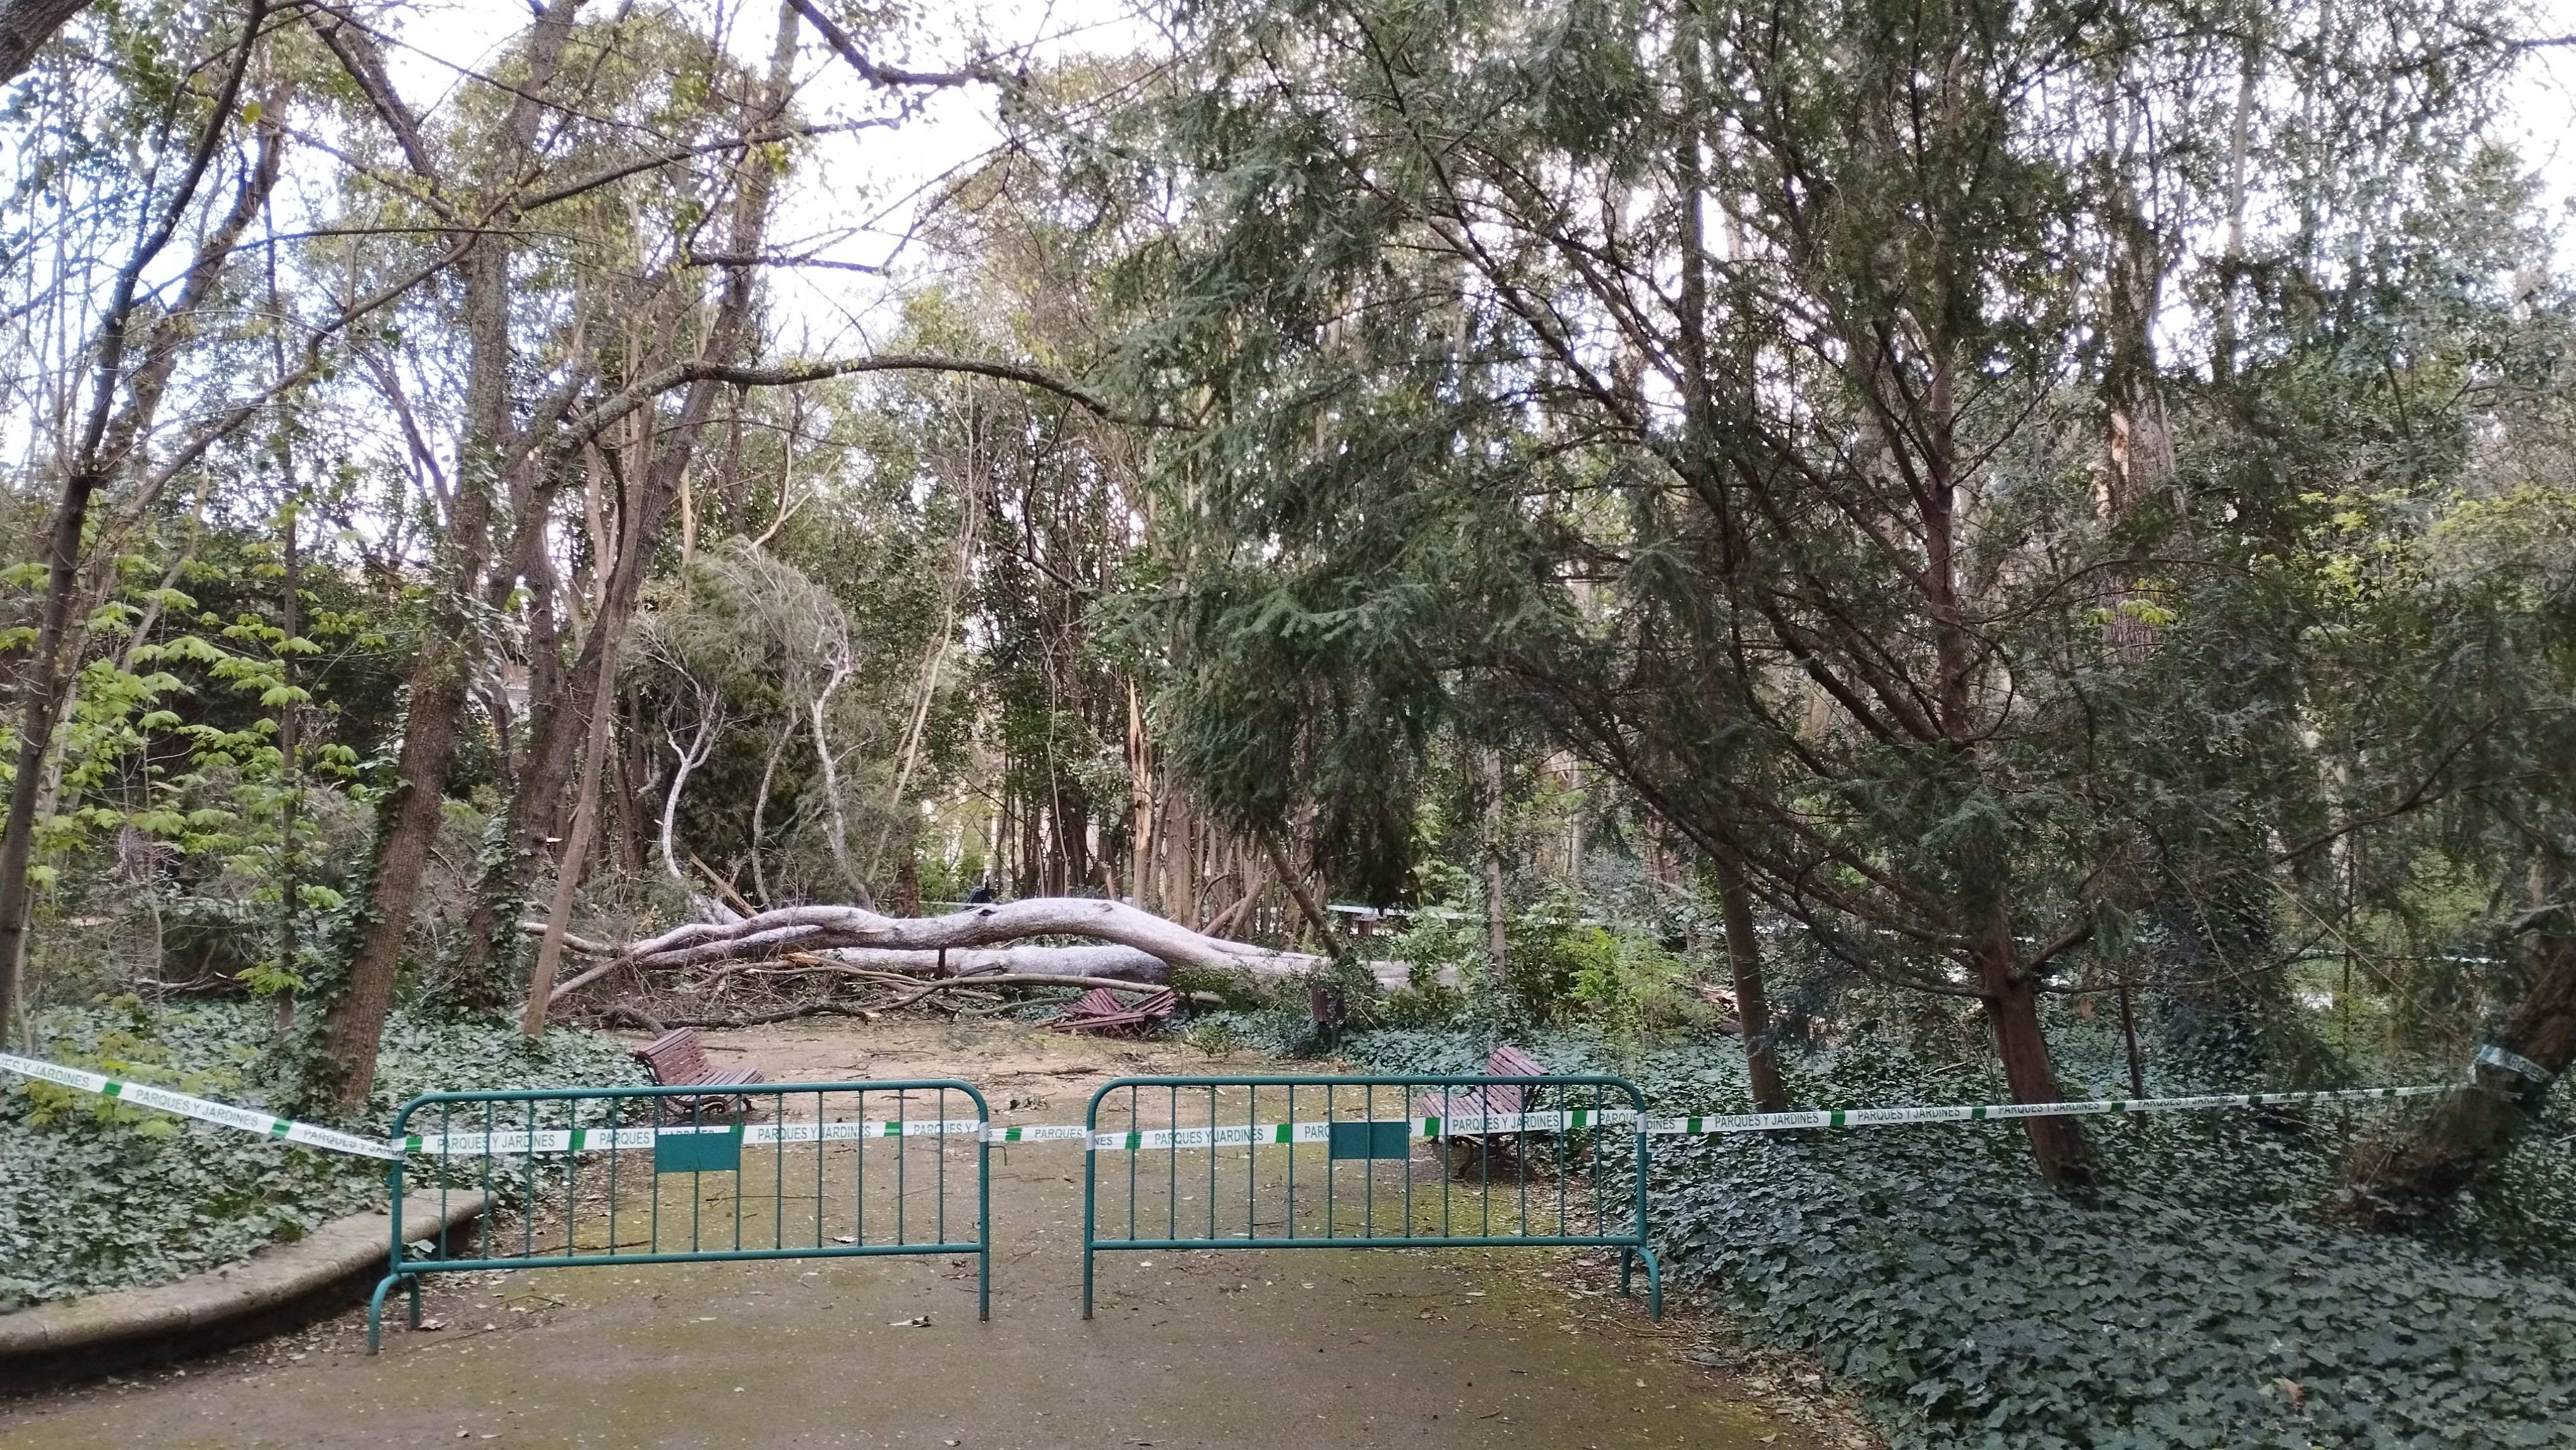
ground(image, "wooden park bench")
xmin=1044 ymin=986 xmax=1178 ymax=1036
xmin=632 ymin=1028 xmax=763 ymax=1118
xmin=1418 ymin=1043 xmax=1551 ymax=1170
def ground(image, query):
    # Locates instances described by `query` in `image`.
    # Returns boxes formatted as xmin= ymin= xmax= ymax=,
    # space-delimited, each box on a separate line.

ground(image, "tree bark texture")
xmin=543 ymin=897 xmax=1429 ymax=1002
xmin=309 ymin=0 xmax=584 ymax=1112
xmin=0 ymin=0 xmax=89 ymax=86
xmin=1713 ymin=854 xmax=1785 ymax=1112
xmin=457 ymin=1 xmax=800 ymax=992
xmin=1480 ymin=745 xmax=1508 ymax=983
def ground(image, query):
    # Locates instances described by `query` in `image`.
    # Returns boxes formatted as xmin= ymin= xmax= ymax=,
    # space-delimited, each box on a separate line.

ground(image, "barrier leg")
xmin=365 ymin=1273 xmax=403 ymax=1355
xmin=1637 ymin=1247 xmax=1662 ymax=1320
xmin=1619 ymin=1246 xmax=1634 ymax=1299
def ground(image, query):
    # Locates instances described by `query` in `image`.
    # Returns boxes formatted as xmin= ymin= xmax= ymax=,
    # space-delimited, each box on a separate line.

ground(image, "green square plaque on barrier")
xmin=654 ymin=1124 xmax=742 ymax=1173
xmin=1327 ymin=1120 xmax=1410 ymax=1159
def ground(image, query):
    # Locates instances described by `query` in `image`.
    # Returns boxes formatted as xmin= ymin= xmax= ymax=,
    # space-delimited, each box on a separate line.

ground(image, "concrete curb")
xmin=0 ymin=1190 xmax=485 ymax=1392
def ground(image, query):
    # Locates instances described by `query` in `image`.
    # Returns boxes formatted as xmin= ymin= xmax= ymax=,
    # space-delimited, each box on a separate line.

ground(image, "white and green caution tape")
xmin=2475 ymin=1043 xmax=2552 ymax=1084
xmin=1428 ymin=1108 xmax=1637 ymax=1135
xmin=982 ymin=1123 xmax=1092 ymax=1144
xmin=1069 ymin=1107 xmax=1638 ymax=1153
xmin=400 ymin=1117 xmax=989 ymax=1157
xmin=1027 ymin=1088 xmax=2459 ymax=1151
xmin=1638 ymin=1083 xmax=2455 ymax=1135
xmin=1085 ymin=1120 xmax=1335 ymax=1152
xmin=0 ymin=1051 xmax=402 ymax=1161
xmin=4 ymin=1046 xmax=2461 ymax=1167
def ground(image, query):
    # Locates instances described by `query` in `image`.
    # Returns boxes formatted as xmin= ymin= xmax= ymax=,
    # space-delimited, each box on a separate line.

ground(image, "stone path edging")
xmin=0 ymin=1191 xmax=484 ymax=1391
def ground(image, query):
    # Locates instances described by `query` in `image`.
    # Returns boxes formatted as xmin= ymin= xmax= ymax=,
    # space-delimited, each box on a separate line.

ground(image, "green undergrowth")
xmin=1335 ymin=1021 xmax=2576 ymax=1450
xmin=0 ymin=997 xmax=641 ymax=1311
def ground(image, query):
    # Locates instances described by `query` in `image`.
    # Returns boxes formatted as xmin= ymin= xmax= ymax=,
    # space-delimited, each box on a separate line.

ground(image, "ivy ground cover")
xmin=1343 ymin=1024 xmax=2576 ymax=1449
xmin=0 ymin=998 xmax=641 ymax=1310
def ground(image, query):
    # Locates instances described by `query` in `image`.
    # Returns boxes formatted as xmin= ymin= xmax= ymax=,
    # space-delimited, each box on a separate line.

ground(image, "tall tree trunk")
xmin=274 ymin=503 xmax=302 ymax=1034
xmin=2211 ymin=40 xmax=2258 ymax=385
xmin=1479 ymin=745 xmax=1508 ymax=983
xmin=1975 ymin=914 xmax=2090 ymax=1182
xmin=809 ymin=659 xmax=875 ymax=909
xmin=2098 ymin=100 xmax=2171 ymax=662
xmin=520 ymin=607 xmax=628 ymax=1037
xmin=1712 ymin=854 xmax=1785 ymax=1112
xmin=2344 ymin=856 xmax=2575 ymax=1221
xmin=1924 ymin=353 xmax=2089 ymax=1185
xmin=660 ymin=698 xmax=721 ymax=886
xmin=1127 ymin=679 xmax=1151 ymax=906
xmin=456 ymin=1 xmax=797 ymax=984
xmin=748 ymin=717 xmax=794 ymax=906
xmin=309 ymin=0 xmax=585 ymax=1113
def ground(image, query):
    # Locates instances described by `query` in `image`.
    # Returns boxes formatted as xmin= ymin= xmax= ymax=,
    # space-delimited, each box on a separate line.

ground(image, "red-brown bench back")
xmin=636 ymin=1028 xmax=715 ymax=1084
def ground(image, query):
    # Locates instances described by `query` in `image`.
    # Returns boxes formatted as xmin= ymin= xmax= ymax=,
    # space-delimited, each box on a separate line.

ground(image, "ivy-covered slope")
xmin=1343 ymin=1025 xmax=2576 ymax=1449
xmin=0 ymin=998 xmax=642 ymax=1310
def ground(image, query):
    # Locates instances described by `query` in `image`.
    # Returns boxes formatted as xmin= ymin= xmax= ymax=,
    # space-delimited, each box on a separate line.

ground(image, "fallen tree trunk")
xmin=623 ymin=897 xmax=1318 ymax=973
xmin=592 ymin=973 xmax=1223 ymax=1033
xmin=780 ymin=945 xmax=1172 ymax=982
xmin=547 ymin=896 xmax=1394 ymax=1004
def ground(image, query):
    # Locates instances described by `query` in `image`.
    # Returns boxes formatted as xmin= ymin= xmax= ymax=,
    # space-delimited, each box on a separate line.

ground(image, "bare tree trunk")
xmin=274 ymin=505 xmax=302 ymax=1034
xmin=660 ymin=702 xmax=721 ymax=887
xmin=1712 ymin=854 xmax=1785 ymax=1111
xmin=1126 ymin=679 xmax=1152 ymax=906
xmin=1564 ymin=757 xmax=1583 ymax=886
xmin=2212 ymin=42 xmax=2258 ymax=385
xmin=868 ymin=506 xmax=973 ymax=881
xmin=0 ymin=0 xmax=91 ymax=87
xmin=522 ymin=611 xmax=626 ymax=1037
xmin=809 ymin=661 xmax=874 ymax=909
xmin=311 ymin=0 xmax=586 ymax=1113
xmin=1479 ymin=745 xmax=1508 ymax=983
xmin=2097 ymin=100 xmax=2172 ymax=664
xmin=458 ymin=0 xmax=797 ymax=986
xmin=749 ymin=717 xmax=794 ymax=906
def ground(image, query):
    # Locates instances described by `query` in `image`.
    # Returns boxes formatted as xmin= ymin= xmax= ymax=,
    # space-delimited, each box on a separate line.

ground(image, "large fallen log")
xmin=545 ymin=897 xmax=1424 ymax=1004
xmin=594 ymin=968 xmax=1222 ymax=1032
xmin=792 ymin=945 xmax=1174 ymax=982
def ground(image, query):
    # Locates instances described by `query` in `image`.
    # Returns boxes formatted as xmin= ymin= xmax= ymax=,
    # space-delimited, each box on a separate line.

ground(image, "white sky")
xmin=381 ymin=0 xmax=2576 ymax=339
xmin=388 ymin=0 xmax=1152 ymax=352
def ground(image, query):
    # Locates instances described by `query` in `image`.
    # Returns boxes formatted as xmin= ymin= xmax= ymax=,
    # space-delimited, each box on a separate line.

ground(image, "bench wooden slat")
xmin=631 ymin=1028 xmax=764 ymax=1103
xmin=1419 ymin=1045 xmax=1550 ymax=1136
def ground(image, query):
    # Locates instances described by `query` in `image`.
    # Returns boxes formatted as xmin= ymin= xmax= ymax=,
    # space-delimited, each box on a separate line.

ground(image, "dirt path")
xmin=0 ymin=1020 xmax=1877 ymax=1449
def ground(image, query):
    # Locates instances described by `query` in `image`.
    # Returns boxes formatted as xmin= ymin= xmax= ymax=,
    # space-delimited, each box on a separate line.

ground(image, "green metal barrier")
xmin=1079 ymin=1073 xmax=1659 ymax=1319
xmin=369 ymin=1079 xmax=989 ymax=1351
